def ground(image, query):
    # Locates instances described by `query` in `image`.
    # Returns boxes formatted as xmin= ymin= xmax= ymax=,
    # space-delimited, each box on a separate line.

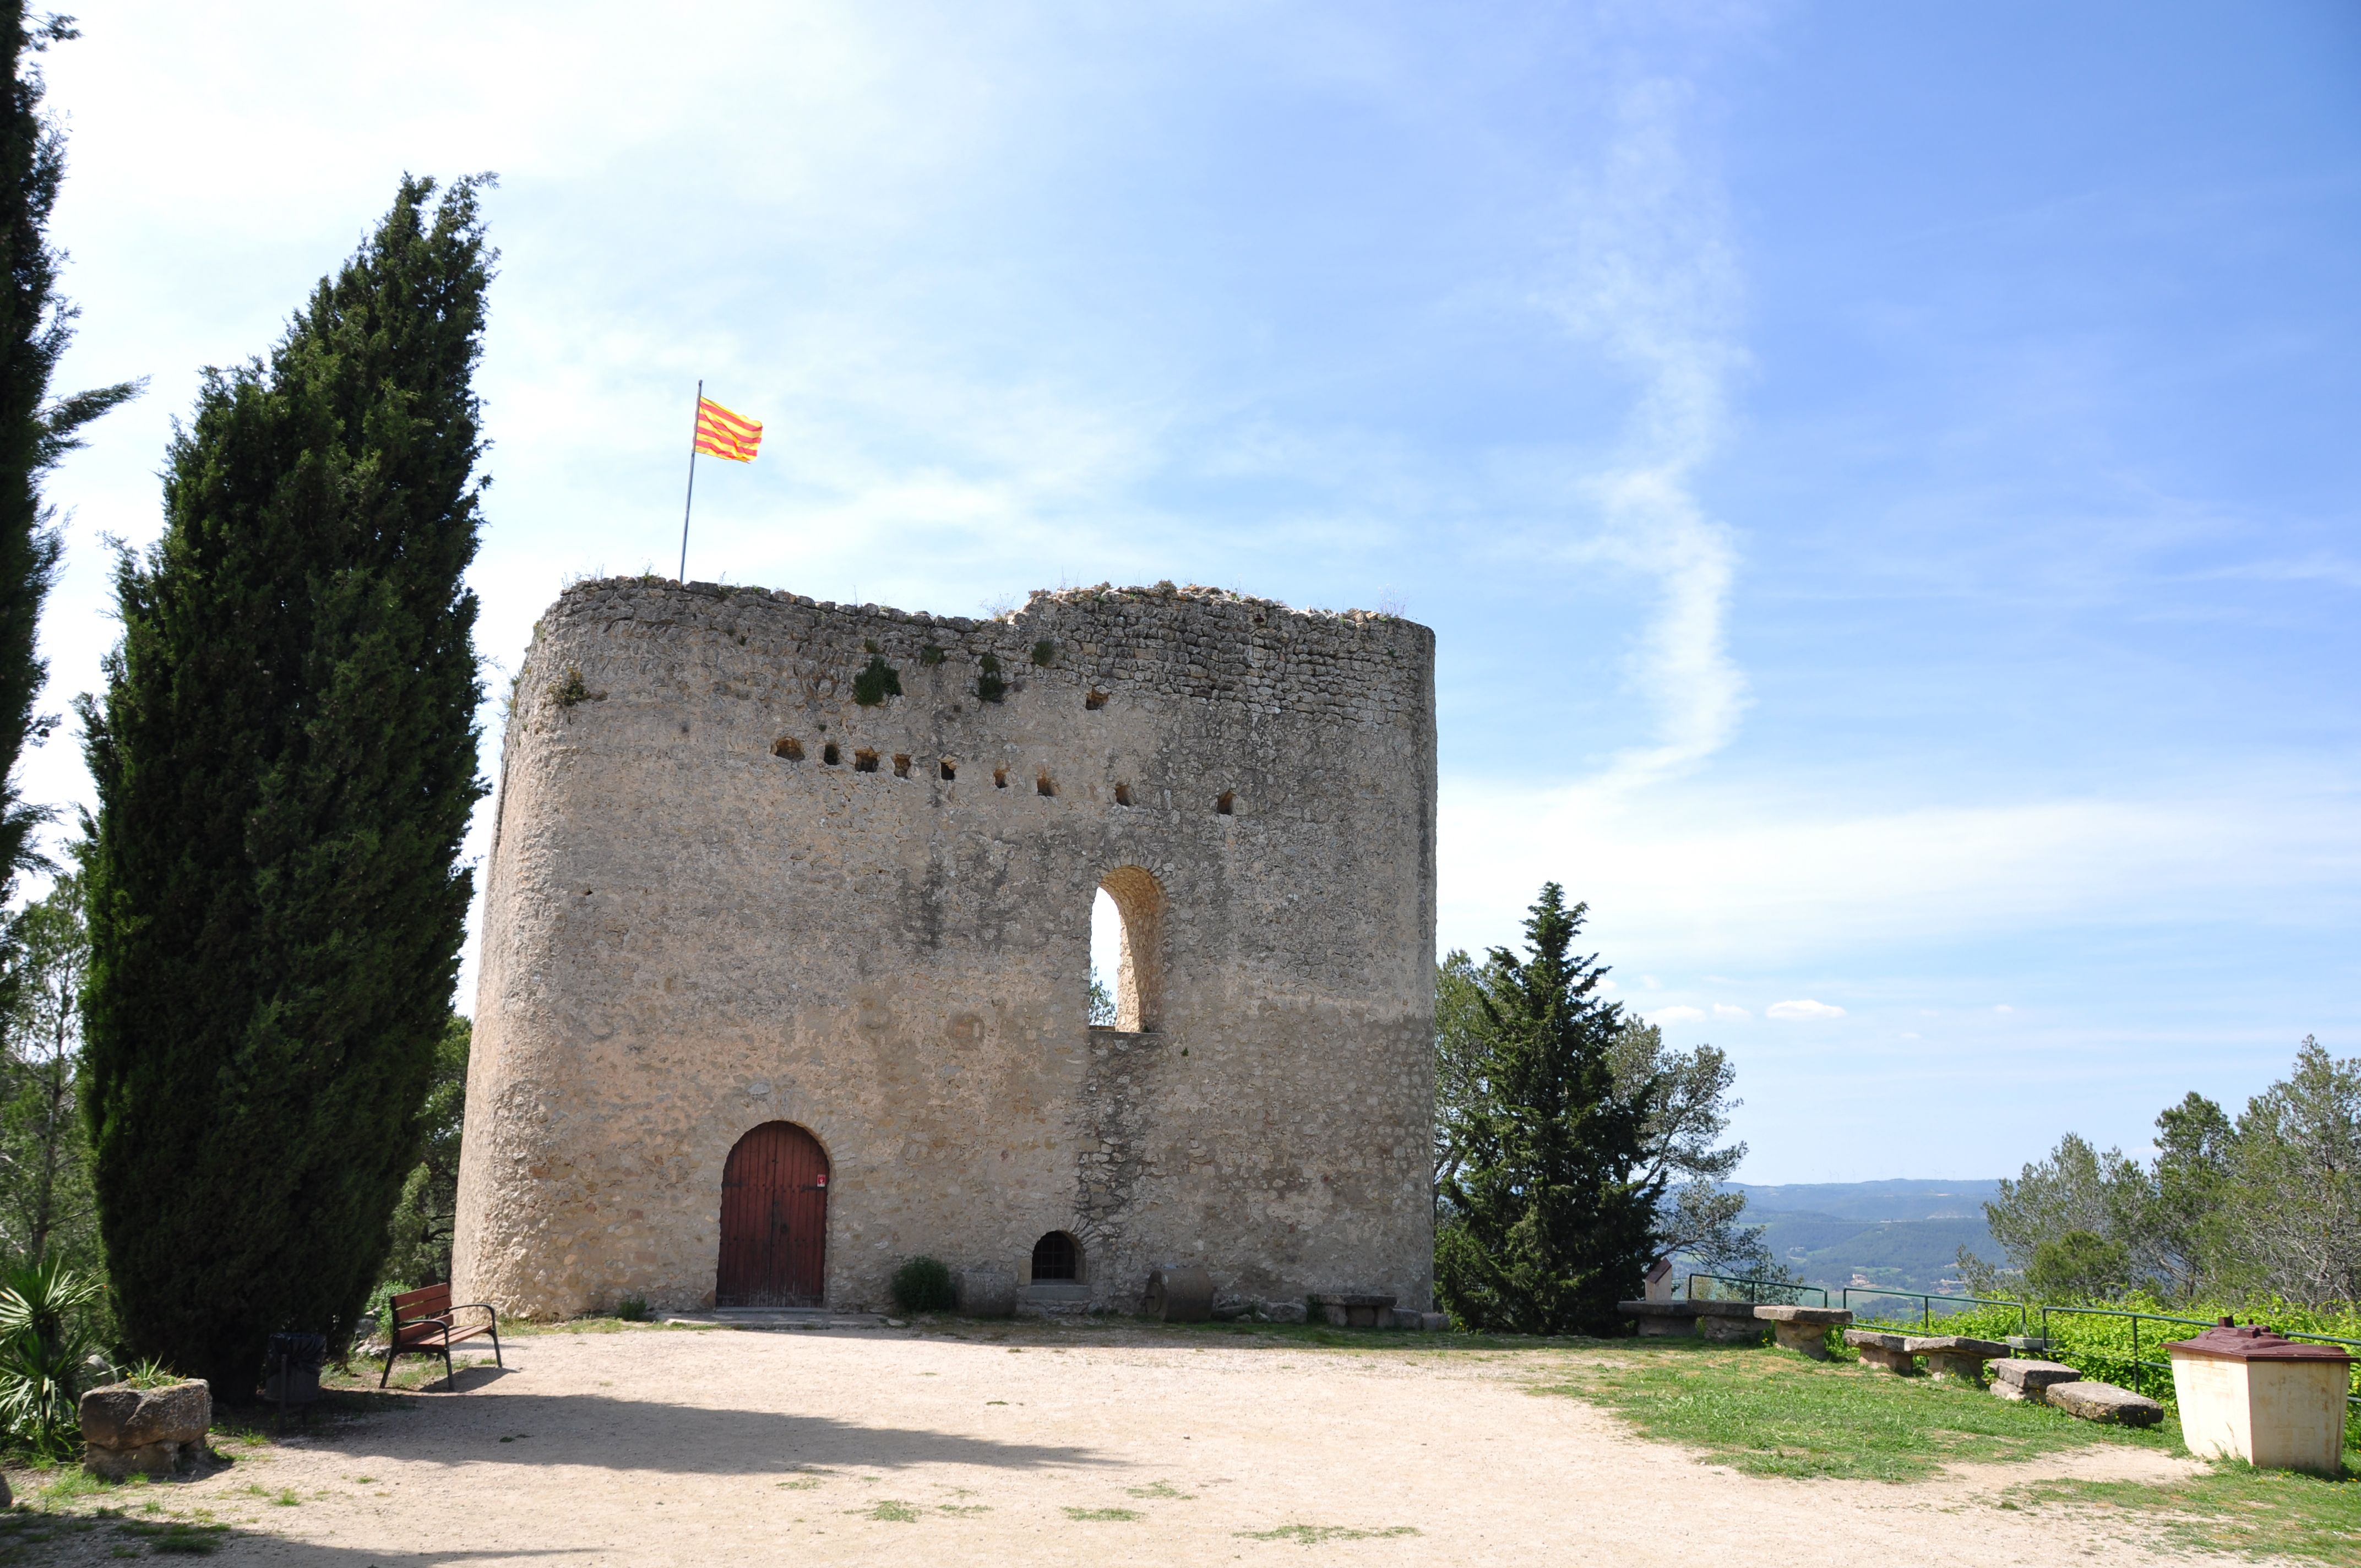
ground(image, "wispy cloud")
xmin=1527 ymin=72 xmax=1749 ymax=791
xmin=1767 ymin=999 xmax=1845 ymax=1021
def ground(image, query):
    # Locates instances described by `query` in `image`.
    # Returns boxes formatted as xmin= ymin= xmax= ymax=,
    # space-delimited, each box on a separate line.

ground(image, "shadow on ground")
xmin=274 ymin=1380 xmax=1118 ymax=1478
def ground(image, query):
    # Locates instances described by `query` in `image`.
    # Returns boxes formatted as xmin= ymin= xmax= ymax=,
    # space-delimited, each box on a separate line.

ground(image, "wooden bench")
xmin=380 ymin=1283 xmax=503 ymax=1391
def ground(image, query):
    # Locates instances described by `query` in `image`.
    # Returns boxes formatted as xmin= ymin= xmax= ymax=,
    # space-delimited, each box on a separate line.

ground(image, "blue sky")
xmin=26 ymin=1 xmax=2359 ymax=1180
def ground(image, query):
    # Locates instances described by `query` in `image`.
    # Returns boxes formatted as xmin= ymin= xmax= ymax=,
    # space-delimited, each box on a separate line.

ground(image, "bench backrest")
xmin=391 ymin=1283 xmax=451 ymax=1331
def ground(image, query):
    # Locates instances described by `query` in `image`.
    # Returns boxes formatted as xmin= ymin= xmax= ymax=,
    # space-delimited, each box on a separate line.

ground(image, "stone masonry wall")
xmin=452 ymin=576 xmax=1437 ymax=1317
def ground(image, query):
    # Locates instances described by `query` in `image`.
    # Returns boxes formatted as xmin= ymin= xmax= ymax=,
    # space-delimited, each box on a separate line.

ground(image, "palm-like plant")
xmin=0 ymin=1256 xmax=101 ymax=1454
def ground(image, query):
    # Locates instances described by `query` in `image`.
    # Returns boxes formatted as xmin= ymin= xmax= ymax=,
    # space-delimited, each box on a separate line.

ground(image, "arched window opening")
xmin=1031 ymin=1230 xmax=1081 ymax=1283
xmin=1090 ymin=865 xmax=1166 ymax=1032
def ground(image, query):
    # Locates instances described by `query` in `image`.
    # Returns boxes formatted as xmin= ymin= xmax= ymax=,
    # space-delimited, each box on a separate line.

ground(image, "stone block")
xmin=1311 ymin=1292 xmax=1396 ymax=1329
xmin=1905 ymin=1335 xmax=2010 ymax=1382
xmin=80 ymin=1380 xmax=210 ymax=1479
xmin=1698 ymin=1311 xmax=1769 ymax=1346
xmin=1843 ymin=1329 xmax=1916 ymax=1374
xmin=2046 ymin=1379 xmax=2164 ymax=1427
xmin=1754 ymin=1306 xmax=1852 ymax=1359
xmin=1988 ymin=1358 xmax=2083 ymax=1405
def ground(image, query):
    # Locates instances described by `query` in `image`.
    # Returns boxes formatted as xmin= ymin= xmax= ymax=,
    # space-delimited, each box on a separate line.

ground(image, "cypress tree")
xmin=80 ymin=177 xmax=491 ymax=1391
xmin=1435 ymin=884 xmax=1662 ymax=1334
xmin=0 ymin=7 xmax=138 ymax=900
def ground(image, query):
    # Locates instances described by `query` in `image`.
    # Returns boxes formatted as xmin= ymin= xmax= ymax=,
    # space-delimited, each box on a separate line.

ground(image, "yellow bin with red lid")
xmin=2165 ymin=1320 xmax=2352 ymax=1477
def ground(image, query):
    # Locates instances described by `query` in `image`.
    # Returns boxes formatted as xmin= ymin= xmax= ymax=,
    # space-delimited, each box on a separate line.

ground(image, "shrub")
xmin=614 ymin=1294 xmax=651 ymax=1322
xmin=0 ymin=1260 xmax=102 ymax=1456
xmin=890 ymin=1256 xmax=953 ymax=1313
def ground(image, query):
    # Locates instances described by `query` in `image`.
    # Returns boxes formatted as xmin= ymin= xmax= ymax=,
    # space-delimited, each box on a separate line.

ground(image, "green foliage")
xmin=852 ymin=654 xmax=902 ymax=707
xmin=0 ymin=10 xmax=139 ymax=905
xmin=890 ymin=1255 xmax=953 ymax=1313
xmin=1030 ymin=639 xmax=1057 ymax=667
xmin=1858 ymin=1293 xmax=2361 ymax=1451
xmin=382 ymin=1015 xmax=470 ymax=1286
xmin=1435 ymin=885 xmax=1658 ymax=1335
xmin=0 ymin=869 xmax=96 ymax=1267
xmin=119 ymin=1356 xmax=181 ymax=1390
xmin=1967 ymin=1037 xmax=2360 ymax=1308
xmin=976 ymin=652 xmax=1007 ymax=704
xmin=79 ymin=176 xmax=493 ymax=1393
xmin=2026 ymin=1229 xmax=2131 ymax=1301
xmin=547 ymin=666 xmax=591 ymax=707
xmin=1539 ymin=1340 xmax=2173 ymax=1483
xmin=0 ymin=1256 xmax=100 ymax=1455
xmin=613 ymin=1294 xmax=651 ymax=1322
xmin=1087 ymin=967 xmax=1114 ymax=1027
xmin=919 ymin=644 xmax=944 ymax=667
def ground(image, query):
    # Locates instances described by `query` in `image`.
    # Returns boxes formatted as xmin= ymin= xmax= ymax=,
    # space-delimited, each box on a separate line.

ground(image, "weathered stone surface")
xmin=1903 ymin=1336 xmax=2011 ymax=1357
xmin=1991 ymin=1358 xmax=2083 ymax=1391
xmin=1621 ymin=1300 xmax=1758 ymax=1338
xmin=953 ymin=1265 xmax=1016 ymax=1319
xmin=2046 ymin=1379 xmax=2165 ymax=1427
xmin=80 ymin=1380 xmax=210 ymax=1479
xmin=1699 ymin=1313 xmax=1769 ymax=1345
xmin=78 ymin=1381 xmax=209 ymax=1450
xmin=1754 ymin=1306 xmax=1853 ymax=1326
xmin=1844 ymin=1330 xmax=1917 ymax=1374
xmin=453 ymin=581 xmax=1438 ymax=1319
xmin=1312 ymin=1292 xmax=1396 ymax=1328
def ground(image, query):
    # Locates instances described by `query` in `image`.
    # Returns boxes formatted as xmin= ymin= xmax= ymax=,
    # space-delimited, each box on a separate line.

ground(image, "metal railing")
xmin=1841 ymin=1287 xmax=2029 ymax=1336
xmin=2032 ymin=1303 xmax=2361 ymax=1408
xmin=1682 ymin=1272 xmax=1827 ymax=1306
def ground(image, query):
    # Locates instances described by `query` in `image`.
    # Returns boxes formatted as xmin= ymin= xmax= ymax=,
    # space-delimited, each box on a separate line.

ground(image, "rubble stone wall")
xmin=452 ymin=576 xmax=1437 ymax=1317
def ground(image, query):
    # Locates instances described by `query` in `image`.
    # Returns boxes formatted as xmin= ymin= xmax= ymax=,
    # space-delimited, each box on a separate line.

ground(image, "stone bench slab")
xmin=1754 ymin=1306 xmax=1853 ymax=1326
xmin=1990 ymin=1358 xmax=2083 ymax=1390
xmin=1755 ymin=1305 xmax=1854 ymax=1359
xmin=1903 ymin=1336 xmax=2011 ymax=1357
xmin=1843 ymin=1329 xmax=1917 ymax=1374
xmin=2046 ymin=1379 xmax=2164 ymax=1427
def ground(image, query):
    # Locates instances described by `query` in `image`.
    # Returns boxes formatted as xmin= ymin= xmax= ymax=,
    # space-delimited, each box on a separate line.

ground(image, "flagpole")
xmin=678 ymin=378 xmax=702 ymax=581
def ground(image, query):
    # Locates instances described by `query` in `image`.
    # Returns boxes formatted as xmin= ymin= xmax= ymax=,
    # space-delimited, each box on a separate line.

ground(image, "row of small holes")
xmin=773 ymin=737 xmax=1234 ymax=813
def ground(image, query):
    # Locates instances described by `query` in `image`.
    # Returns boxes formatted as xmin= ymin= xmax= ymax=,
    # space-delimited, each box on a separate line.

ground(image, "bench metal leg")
xmin=379 ymin=1344 xmax=397 ymax=1388
xmin=489 ymin=1323 xmax=503 ymax=1370
xmin=443 ymin=1343 xmax=455 ymax=1392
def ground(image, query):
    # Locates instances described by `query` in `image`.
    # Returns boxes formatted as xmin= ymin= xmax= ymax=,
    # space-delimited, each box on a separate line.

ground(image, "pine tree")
xmin=1435 ymin=884 xmax=1661 ymax=1334
xmin=0 ymin=7 xmax=137 ymax=903
xmin=80 ymin=176 xmax=491 ymax=1392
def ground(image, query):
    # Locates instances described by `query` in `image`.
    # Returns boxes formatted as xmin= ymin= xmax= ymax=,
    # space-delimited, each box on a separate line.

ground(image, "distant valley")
xmin=1708 ymin=1179 xmax=2001 ymax=1299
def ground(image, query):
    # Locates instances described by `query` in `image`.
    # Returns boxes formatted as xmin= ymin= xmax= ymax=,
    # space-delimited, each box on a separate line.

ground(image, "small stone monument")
xmin=79 ymin=1379 xmax=211 ymax=1479
xmin=952 ymin=1264 xmax=1016 ymax=1319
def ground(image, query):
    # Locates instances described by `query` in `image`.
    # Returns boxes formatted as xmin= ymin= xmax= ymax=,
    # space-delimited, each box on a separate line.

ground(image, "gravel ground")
xmin=5 ymin=1321 xmax=2212 ymax=1566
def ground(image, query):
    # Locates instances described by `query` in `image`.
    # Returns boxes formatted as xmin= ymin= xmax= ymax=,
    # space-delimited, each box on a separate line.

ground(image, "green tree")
xmin=0 ymin=869 xmax=94 ymax=1267
xmin=1607 ymin=1019 xmax=1773 ymax=1278
xmin=2219 ymin=1037 xmax=2359 ymax=1306
xmin=0 ymin=7 xmax=138 ymax=908
xmin=381 ymin=1014 xmax=470 ymax=1287
xmin=1435 ymin=884 xmax=1658 ymax=1335
xmin=2025 ymin=1229 xmax=2131 ymax=1302
xmin=80 ymin=176 xmax=492 ymax=1392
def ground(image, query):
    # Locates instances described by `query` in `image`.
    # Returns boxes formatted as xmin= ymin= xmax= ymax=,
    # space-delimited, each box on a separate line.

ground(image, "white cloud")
xmin=1994 ymin=1004 xmax=2015 ymax=1015
xmin=1899 ymin=1031 xmax=1923 ymax=1041
xmin=1711 ymin=1003 xmax=1751 ymax=1021
xmin=1767 ymin=999 xmax=1845 ymax=1021
xmin=1650 ymin=1005 xmax=1705 ymax=1023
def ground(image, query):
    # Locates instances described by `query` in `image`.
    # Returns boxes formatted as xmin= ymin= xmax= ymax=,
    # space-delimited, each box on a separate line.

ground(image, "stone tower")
xmin=453 ymin=577 xmax=1436 ymax=1317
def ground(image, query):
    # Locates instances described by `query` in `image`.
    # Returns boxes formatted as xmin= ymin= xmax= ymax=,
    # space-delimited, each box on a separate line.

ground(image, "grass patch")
xmin=938 ymin=1504 xmax=992 ymax=1516
xmin=851 ymin=1500 xmax=920 ymax=1522
xmin=1536 ymin=1340 xmax=2174 ymax=1482
xmin=1238 ymin=1525 xmax=1422 ymax=1543
xmin=2006 ymin=1461 xmax=2361 ymax=1562
xmin=1064 ymin=1506 xmax=1143 ymax=1521
xmin=1127 ymin=1480 xmax=1194 ymax=1499
xmin=119 ymin=1520 xmax=230 ymax=1555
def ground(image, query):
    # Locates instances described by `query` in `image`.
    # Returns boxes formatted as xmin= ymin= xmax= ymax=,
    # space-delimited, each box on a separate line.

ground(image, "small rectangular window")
xmin=893 ymin=754 xmax=911 ymax=778
xmin=854 ymin=749 xmax=880 ymax=773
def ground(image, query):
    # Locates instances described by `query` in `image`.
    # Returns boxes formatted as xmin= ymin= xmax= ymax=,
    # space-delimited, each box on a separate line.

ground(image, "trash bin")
xmin=2166 ymin=1319 xmax=2352 ymax=1477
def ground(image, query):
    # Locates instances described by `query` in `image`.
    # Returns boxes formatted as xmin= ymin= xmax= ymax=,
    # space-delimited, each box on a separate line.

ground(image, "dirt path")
xmin=13 ymin=1323 xmax=2212 ymax=1565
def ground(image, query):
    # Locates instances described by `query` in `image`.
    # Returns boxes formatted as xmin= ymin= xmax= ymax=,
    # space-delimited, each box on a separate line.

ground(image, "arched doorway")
xmin=716 ymin=1121 xmax=829 ymax=1308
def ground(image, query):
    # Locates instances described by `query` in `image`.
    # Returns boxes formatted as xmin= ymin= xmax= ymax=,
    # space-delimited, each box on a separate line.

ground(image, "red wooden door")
xmin=716 ymin=1121 xmax=829 ymax=1308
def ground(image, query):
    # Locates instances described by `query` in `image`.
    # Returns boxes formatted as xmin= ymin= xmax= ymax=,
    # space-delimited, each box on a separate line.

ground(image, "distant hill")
xmin=1702 ymin=1179 xmax=2003 ymax=1297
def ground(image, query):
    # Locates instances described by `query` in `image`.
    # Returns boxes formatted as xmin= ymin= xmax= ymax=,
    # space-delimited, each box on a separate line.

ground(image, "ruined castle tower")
xmin=453 ymin=578 xmax=1435 ymax=1316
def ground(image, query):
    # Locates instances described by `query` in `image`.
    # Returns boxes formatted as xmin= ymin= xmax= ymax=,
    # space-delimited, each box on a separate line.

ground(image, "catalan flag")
xmin=693 ymin=396 xmax=762 ymax=462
